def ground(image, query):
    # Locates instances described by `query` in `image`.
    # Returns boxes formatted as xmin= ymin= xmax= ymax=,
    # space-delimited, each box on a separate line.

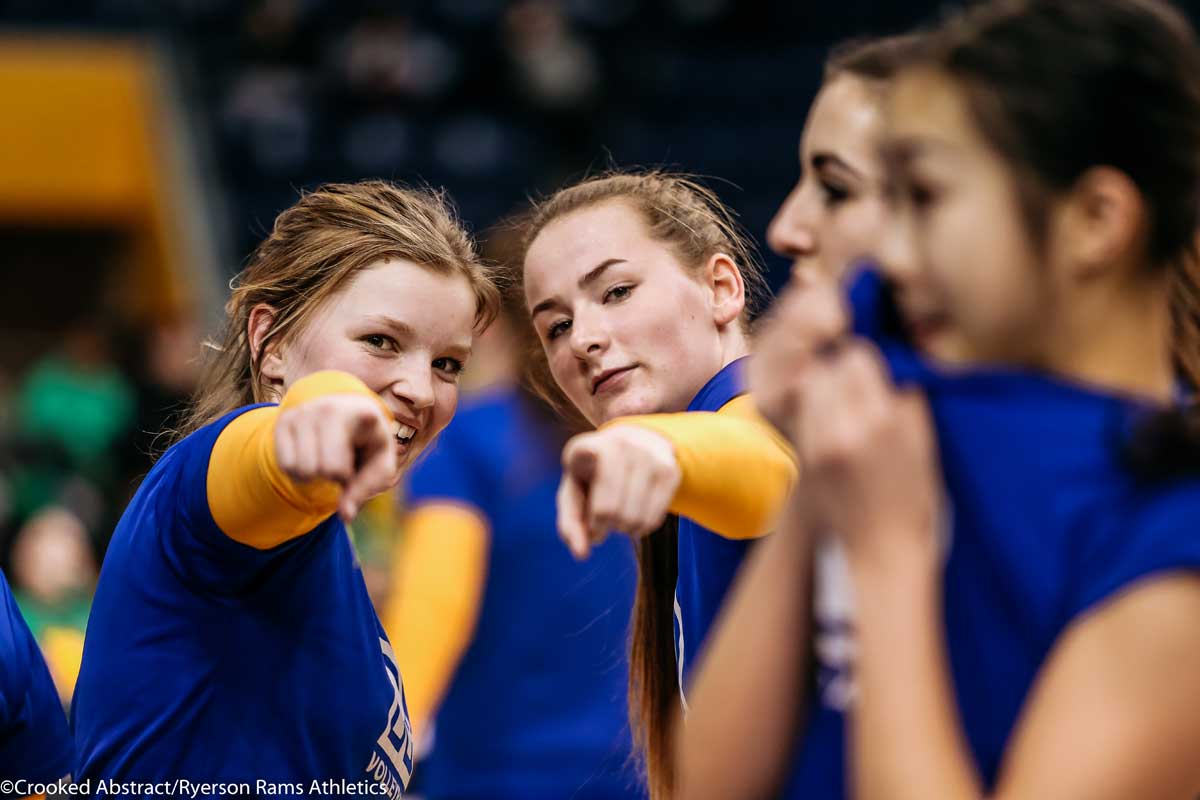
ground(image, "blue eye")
xmin=604 ymin=284 xmax=634 ymax=303
xmin=364 ymin=334 xmax=396 ymax=351
xmin=547 ymin=319 xmax=572 ymax=340
xmin=434 ymin=357 xmax=464 ymax=376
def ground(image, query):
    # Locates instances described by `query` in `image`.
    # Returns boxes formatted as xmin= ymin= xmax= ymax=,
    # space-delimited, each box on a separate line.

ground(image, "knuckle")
xmin=590 ymin=496 xmax=616 ymax=518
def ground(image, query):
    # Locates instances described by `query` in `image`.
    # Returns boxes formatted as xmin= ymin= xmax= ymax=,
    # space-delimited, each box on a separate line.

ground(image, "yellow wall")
xmin=0 ymin=36 xmax=206 ymax=321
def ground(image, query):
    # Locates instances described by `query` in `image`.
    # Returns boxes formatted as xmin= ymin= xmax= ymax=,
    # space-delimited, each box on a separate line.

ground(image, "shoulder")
xmin=1067 ymin=474 xmax=1200 ymax=620
xmin=1128 ymin=476 xmax=1200 ymax=541
xmin=0 ymin=573 xmax=29 ymax=684
xmin=425 ymin=388 xmax=520 ymax=459
xmin=0 ymin=571 xmax=44 ymax=718
xmin=140 ymin=403 xmax=278 ymax=537
xmin=688 ymin=357 xmax=750 ymax=413
xmin=454 ymin=387 xmax=520 ymax=430
xmin=160 ymin=404 xmax=276 ymax=471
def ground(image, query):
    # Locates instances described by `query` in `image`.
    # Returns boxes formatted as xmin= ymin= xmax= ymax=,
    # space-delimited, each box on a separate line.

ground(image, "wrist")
xmin=610 ymin=421 xmax=680 ymax=468
xmin=847 ymin=523 xmax=941 ymax=593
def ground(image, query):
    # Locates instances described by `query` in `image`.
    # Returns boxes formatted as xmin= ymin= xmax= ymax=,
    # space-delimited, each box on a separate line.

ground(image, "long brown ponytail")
xmin=627 ymin=521 xmax=680 ymax=798
xmin=1170 ymin=242 xmax=1200 ymax=394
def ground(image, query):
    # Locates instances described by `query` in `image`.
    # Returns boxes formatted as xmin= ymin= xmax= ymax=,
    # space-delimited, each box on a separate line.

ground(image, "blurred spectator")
xmin=244 ymin=0 xmax=307 ymax=49
xmin=122 ymin=316 xmax=202 ymax=467
xmin=10 ymin=505 xmax=98 ymax=705
xmin=221 ymin=66 xmax=315 ymax=176
xmin=13 ymin=317 xmax=136 ymax=521
xmin=503 ymin=0 xmax=599 ymax=112
xmin=351 ymin=493 xmax=404 ymax=615
xmin=335 ymin=14 xmax=460 ymax=101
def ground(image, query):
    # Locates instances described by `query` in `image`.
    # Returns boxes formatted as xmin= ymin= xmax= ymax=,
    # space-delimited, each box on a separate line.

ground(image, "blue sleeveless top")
xmin=73 ymin=405 xmax=412 ymax=796
xmin=405 ymin=387 xmax=642 ymax=800
xmin=785 ymin=270 xmax=1200 ymax=797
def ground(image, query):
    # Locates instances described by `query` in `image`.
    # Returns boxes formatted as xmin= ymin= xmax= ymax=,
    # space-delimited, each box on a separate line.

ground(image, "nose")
xmin=767 ymin=184 xmax=817 ymax=261
xmin=388 ymin=359 xmax=436 ymax=413
xmin=568 ymin=306 xmax=610 ymax=361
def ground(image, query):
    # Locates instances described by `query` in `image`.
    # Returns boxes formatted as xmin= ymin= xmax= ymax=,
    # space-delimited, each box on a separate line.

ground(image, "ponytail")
xmin=628 ymin=519 xmax=680 ymax=799
xmin=1129 ymin=246 xmax=1200 ymax=479
xmin=1169 ymin=245 xmax=1200 ymax=393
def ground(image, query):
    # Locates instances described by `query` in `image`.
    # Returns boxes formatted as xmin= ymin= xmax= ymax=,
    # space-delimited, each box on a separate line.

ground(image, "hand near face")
xmin=793 ymin=341 xmax=942 ymax=569
xmin=749 ymin=270 xmax=847 ymax=441
xmin=556 ymin=425 xmax=682 ymax=560
xmin=274 ymin=394 xmax=399 ymax=523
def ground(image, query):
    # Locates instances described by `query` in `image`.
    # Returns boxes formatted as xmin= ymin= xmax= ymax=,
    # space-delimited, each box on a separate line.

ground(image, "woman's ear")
xmin=247 ymin=303 xmax=286 ymax=397
xmin=1055 ymin=166 xmax=1147 ymax=283
xmin=707 ymin=252 xmax=747 ymax=328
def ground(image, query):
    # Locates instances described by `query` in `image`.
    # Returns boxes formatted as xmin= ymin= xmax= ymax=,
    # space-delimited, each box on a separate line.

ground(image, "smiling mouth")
xmin=592 ymin=366 xmax=636 ymax=395
xmin=393 ymin=421 xmax=417 ymax=446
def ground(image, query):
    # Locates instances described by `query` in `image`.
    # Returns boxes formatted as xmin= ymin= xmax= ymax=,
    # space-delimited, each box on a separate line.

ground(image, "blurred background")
xmin=2 ymin=0 xmax=1197 ymax=706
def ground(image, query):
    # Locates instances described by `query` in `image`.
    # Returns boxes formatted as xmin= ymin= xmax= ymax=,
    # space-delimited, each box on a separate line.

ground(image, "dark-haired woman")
xmin=681 ymin=1 xmax=1200 ymax=797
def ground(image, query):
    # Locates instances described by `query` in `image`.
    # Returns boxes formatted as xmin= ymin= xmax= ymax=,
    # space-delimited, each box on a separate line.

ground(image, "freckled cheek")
xmin=351 ymin=360 xmax=398 ymax=398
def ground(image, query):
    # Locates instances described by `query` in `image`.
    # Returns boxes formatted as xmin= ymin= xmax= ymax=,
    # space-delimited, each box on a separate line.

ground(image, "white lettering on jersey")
xmin=673 ymin=592 xmax=690 ymax=714
xmin=813 ymin=535 xmax=858 ymax=711
xmin=813 ymin=501 xmax=954 ymax=712
xmin=364 ymin=638 xmax=413 ymax=797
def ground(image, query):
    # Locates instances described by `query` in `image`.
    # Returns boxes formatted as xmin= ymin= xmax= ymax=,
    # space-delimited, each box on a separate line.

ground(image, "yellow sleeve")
xmin=383 ymin=503 xmax=489 ymax=738
xmin=605 ymin=395 xmax=798 ymax=540
xmin=207 ymin=370 xmax=393 ymax=549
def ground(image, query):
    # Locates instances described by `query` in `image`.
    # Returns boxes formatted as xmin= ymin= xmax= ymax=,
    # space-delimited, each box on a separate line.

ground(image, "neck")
xmin=717 ymin=324 xmax=753 ymax=371
xmin=1043 ymin=273 xmax=1175 ymax=403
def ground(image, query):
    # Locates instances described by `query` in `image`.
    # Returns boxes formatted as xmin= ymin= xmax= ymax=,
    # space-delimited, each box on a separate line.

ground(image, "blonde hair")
xmin=178 ymin=180 xmax=500 ymax=439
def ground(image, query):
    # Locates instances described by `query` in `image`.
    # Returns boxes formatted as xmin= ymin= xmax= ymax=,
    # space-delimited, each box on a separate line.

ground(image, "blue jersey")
xmin=406 ymin=387 xmax=642 ymax=800
xmin=673 ymin=357 xmax=757 ymax=699
xmin=73 ymin=406 xmax=412 ymax=796
xmin=785 ymin=271 xmax=1200 ymax=797
xmin=0 ymin=569 xmax=73 ymax=785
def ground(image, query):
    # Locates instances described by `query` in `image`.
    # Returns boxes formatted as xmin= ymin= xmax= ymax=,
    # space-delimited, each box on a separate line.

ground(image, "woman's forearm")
xmin=675 ymin=491 xmax=814 ymax=800
xmin=851 ymin=545 xmax=982 ymax=800
xmin=609 ymin=396 xmax=798 ymax=541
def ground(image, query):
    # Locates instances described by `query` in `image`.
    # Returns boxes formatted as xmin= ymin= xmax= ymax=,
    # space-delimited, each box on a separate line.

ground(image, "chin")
xmin=394 ymin=443 xmax=425 ymax=477
xmin=594 ymin=394 xmax=663 ymax=424
xmin=919 ymin=338 xmax=977 ymax=370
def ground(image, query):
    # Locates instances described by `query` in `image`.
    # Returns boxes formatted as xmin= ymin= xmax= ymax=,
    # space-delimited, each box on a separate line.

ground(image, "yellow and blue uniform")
xmin=72 ymin=372 xmax=412 ymax=794
xmin=386 ymin=386 xmax=641 ymax=799
xmin=612 ymin=359 xmax=797 ymax=702
xmin=785 ymin=270 xmax=1200 ymax=798
xmin=0 ymin=569 xmax=72 ymax=787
